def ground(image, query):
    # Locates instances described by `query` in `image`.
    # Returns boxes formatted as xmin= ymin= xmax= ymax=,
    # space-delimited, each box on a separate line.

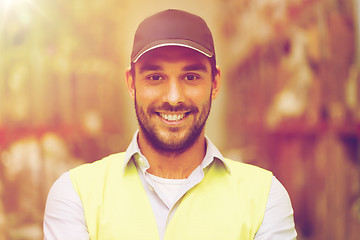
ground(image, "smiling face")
xmin=126 ymin=46 xmax=221 ymax=154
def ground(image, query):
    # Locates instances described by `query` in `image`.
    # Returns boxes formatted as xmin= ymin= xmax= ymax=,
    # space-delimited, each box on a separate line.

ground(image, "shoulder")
xmin=69 ymin=152 xmax=126 ymax=193
xmin=70 ymin=152 xmax=126 ymax=176
xmin=47 ymin=172 xmax=77 ymax=202
xmin=221 ymin=158 xmax=273 ymax=199
xmin=223 ymin=158 xmax=273 ymax=179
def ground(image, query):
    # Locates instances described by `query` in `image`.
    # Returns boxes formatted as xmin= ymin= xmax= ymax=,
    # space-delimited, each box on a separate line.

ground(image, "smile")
xmin=158 ymin=113 xmax=188 ymax=122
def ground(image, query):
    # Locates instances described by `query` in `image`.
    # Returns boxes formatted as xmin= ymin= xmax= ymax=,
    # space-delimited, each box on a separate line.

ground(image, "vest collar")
xmin=123 ymin=130 xmax=230 ymax=174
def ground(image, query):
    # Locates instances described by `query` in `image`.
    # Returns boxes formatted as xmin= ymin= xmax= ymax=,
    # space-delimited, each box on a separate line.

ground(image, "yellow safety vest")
xmin=70 ymin=152 xmax=272 ymax=240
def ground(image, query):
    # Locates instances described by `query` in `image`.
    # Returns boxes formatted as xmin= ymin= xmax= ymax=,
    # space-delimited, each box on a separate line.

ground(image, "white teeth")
xmin=160 ymin=113 xmax=185 ymax=121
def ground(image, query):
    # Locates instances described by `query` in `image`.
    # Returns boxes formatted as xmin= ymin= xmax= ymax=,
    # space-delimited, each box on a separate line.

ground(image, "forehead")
xmin=135 ymin=46 xmax=210 ymax=69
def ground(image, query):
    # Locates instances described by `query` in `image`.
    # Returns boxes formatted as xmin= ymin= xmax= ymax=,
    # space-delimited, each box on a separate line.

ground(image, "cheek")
xmin=135 ymin=85 xmax=162 ymax=108
xmin=185 ymin=86 xmax=212 ymax=104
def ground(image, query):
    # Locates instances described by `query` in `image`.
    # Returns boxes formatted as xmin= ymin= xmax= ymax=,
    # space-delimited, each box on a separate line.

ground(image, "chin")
xmin=153 ymin=130 xmax=198 ymax=152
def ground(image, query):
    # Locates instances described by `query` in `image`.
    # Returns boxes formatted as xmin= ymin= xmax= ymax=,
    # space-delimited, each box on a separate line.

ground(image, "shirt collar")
xmin=123 ymin=130 xmax=230 ymax=174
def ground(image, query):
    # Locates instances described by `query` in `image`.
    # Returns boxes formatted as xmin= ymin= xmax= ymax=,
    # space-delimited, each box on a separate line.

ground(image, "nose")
xmin=164 ymin=79 xmax=184 ymax=106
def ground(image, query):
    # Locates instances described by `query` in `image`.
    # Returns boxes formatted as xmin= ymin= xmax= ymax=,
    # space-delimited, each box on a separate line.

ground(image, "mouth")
xmin=157 ymin=112 xmax=190 ymax=123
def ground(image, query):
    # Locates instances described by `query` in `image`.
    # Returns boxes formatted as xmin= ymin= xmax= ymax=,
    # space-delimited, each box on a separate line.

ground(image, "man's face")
xmin=127 ymin=46 xmax=220 ymax=153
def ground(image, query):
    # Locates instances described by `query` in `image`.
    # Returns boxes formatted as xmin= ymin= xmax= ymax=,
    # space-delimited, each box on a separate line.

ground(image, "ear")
xmin=211 ymin=65 xmax=221 ymax=100
xmin=125 ymin=67 xmax=135 ymax=100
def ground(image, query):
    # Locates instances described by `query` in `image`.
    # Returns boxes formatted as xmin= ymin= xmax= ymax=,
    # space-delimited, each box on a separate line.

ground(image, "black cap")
xmin=131 ymin=9 xmax=215 ymax=63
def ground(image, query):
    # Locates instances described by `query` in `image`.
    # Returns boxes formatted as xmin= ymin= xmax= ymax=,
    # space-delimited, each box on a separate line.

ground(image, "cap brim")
xmin=132 ymin=39 xmax=213 ymax=63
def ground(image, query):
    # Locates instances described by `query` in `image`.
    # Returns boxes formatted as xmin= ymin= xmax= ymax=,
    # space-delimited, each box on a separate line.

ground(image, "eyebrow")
xmin=139 ymin=64 xmax=163 ymax=74
xmin=182 ymin=63 xmax=208 ymax=72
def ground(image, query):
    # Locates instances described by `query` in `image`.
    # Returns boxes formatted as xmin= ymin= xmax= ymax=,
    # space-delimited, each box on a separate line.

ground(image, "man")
xmin=43 ymin=9 xmax=297 ymax=240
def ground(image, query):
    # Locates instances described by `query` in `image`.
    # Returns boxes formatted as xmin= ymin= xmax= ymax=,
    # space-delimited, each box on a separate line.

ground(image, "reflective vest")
xmin=70 ymin=152 xmax=272 ymax=240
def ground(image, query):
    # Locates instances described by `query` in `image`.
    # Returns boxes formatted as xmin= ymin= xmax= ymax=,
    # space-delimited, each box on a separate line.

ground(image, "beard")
xmin=135 ymin=94 xmax=212 ymax=155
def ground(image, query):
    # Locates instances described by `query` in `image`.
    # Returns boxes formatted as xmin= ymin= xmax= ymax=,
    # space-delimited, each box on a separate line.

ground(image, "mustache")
xmin=148 ymin=102 xmax=198 ymax=114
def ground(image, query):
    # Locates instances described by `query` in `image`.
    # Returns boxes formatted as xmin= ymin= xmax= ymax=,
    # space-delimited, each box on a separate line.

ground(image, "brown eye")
xmin=184 ymin=75 xmax=199 ymax=81
xmin=148 ymin=75 xmax=163 ymax=81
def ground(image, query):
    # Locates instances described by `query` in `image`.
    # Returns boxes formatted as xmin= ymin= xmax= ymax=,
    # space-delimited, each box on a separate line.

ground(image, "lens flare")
xmin=0 ymin=0 xmax=44 ymax=38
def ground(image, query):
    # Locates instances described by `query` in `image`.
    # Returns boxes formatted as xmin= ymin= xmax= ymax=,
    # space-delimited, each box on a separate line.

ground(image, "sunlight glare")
xmin=0 ymin=0 xmax=43 ymax=38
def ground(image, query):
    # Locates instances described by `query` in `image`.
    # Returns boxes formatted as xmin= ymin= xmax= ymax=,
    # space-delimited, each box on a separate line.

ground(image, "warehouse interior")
xmin=0 ymin=0 xmax=359 ymax=239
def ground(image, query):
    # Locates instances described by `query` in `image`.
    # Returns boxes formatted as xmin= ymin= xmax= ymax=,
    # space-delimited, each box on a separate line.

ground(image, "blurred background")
xmin=0 ymin=0 xmax=359 ymax=239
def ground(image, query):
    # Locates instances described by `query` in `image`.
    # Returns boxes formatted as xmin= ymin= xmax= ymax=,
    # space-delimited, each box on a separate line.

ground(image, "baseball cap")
xmin=131 ymin=9 xmax=215 ymax=63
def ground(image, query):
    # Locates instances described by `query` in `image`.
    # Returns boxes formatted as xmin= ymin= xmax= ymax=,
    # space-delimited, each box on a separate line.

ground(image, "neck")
xmin=137 ymin=131 xmax=207 ymax=179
